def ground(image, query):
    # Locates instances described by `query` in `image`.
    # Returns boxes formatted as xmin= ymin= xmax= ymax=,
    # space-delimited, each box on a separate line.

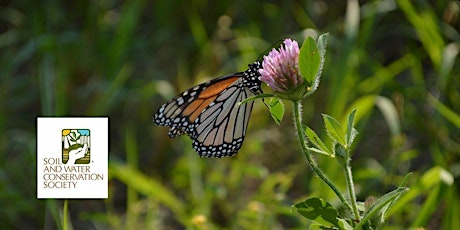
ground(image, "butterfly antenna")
xmin=257 ymin=39 xmax=285 ymax=61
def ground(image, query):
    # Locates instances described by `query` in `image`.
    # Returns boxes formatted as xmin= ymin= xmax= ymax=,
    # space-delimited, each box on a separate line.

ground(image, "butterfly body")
xmin=154 ymin=61 xmax=262 ymax=157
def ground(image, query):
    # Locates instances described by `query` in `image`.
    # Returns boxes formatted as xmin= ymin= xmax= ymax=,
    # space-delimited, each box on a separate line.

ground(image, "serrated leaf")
xmin=346 ymin=109 xmax=357 ymax=147
xmin=305 ymin=126 xmax=332 ymax=156
xmin=294 ymin=197 xmax=342 ymax=229
xmin=308 ymin=33 xmax=329 ymax=94
xmin=317 ymin=33 xmax=329 ymax=57
xmin=307 ymin=147 xmax=331 ymax=156
xmin=322 ymin=114 xmax=346 ymax=146
xmin=348 ymin=128 xmax=358 ymax=147
xmin=299 ymin=37 xmax=320 ymax=84
xmin=334 ymin=143 xmax=347 ymax=167
xmin=269 ymin=97 xmax=284 ymax=125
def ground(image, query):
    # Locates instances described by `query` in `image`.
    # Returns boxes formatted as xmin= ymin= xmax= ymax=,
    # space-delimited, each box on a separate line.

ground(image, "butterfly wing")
xmin=154 ymin=61 xmax=262 ymax=157
xmin=154 ymin=73 xmax=242 ymax=136
xmin=192 ymin=77 xmax=255 ymax=157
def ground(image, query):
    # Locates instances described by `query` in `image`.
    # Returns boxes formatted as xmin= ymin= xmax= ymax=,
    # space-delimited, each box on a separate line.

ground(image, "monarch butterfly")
xmin=153 ymin=61 xmax=263 ymax=158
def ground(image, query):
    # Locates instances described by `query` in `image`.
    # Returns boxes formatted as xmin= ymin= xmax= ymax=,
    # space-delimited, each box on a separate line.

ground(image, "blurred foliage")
xmin=0 ymin=0 xmax=459 ymax=229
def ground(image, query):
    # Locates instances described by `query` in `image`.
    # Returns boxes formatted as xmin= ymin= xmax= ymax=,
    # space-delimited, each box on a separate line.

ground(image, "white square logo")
xmin=37 ymin=117 xmax=108 ymax=198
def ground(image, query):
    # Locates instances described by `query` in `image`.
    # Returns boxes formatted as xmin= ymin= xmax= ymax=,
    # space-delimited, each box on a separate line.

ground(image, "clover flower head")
xmin=259 ymin=39 xmax=302 ymax=93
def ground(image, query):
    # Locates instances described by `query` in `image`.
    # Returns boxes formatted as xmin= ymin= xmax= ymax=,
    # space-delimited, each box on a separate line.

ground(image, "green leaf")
xmin=307 ymin=147 xmax=331 ymax=156
xmin=317 ymin=33 xmax=329 ymax=57
xmin=268 ymin=97 xmax=284 ymax=125
xmin=356 ymin=186 xmax=409 ymax=229
xmin=322 ymin=114 xmax=346 ymax=146
xmin=308 ymin=33 xmax=329 ymax=94
xmin=334 ymin=143 xmax=347 ymax=167
xmin=310 ymin=222 xmax=352 ymax=230
xmin=305 ymin=126 xmax=332 ymax=156
xmin=346 ymin=109 xmax=358 ymax=147
xmin=294 ymin=197 xmax=344 ymax=229
xmin=299 ymin=36 xmax=320 ymax=84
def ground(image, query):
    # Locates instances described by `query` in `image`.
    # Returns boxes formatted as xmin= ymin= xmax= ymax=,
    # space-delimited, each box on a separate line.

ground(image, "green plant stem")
xmin=63 ymin=199 xmax=68 ymax=230
xmin=292 ymin=100 xmax=353 ymax=212
xmin=344 ymin=160 xmax=361 ymax=221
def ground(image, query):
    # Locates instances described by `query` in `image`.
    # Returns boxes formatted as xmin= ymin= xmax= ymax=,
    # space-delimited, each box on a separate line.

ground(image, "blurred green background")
xmin=1 ymin=0 xmax=459 ymax=229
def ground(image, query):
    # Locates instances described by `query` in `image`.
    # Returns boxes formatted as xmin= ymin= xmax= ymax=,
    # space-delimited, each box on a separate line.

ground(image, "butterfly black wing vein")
xmin=153 ymin=61 xmax=262 ymax=157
